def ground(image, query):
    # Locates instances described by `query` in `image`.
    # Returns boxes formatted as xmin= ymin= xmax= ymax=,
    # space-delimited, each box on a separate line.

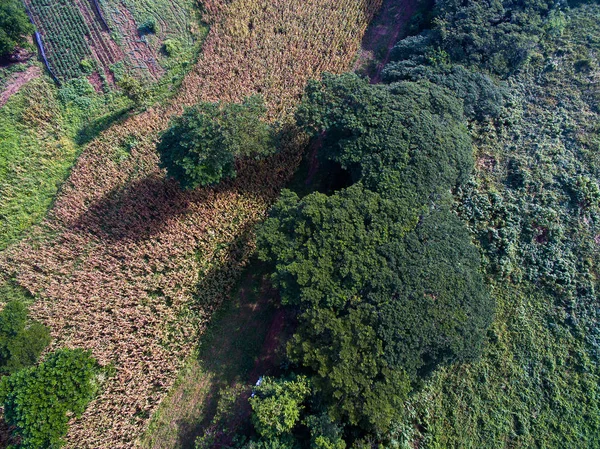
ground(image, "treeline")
xmin=158 ymin=74 xmax=494 ymax=446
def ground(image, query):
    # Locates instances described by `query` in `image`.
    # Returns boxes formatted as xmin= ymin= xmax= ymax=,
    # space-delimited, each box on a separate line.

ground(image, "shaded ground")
xmin=140 ymin=264 xmax=289 ymax=449
xmin=0 ymin=65 xmax=40 ymax=108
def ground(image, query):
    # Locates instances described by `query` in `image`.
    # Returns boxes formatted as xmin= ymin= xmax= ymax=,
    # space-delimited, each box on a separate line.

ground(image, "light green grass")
xmin=0 ymin=73 xmax=130 ymax=250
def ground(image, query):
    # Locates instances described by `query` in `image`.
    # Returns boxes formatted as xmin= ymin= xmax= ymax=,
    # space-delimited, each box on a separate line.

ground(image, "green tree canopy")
xmin=296 ymin=73 xmax=473 ymax=203
xmin=0 ymin=301 xmax=50 ymax=375
xmin=0 ymin=348 xmax=99 ymax=449
xmin=258 ymin=187 xmax=492 ymax=431
xmin=0 ymin=0 xmax=34 ymax=58
xmin=157 ymin=95 xmax=276 ymax=189
xmin=249 ymin=375 xmax=311 ymax=440
xmin=431 ymin=0 xmax=557 ymax=76
xmin=257 ymin=73 xmax=493 ymax=432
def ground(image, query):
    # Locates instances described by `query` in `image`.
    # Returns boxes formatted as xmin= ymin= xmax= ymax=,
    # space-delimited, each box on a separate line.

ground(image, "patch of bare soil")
xmin=0 ymin=65 xmax=41 ymax=108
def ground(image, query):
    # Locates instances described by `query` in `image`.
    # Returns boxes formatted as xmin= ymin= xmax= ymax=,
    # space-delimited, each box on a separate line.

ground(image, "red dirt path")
xmin=0 ymin=65 xmax=41 ymax=108
xmin=354 ymin=0 xmax=419 ymax=83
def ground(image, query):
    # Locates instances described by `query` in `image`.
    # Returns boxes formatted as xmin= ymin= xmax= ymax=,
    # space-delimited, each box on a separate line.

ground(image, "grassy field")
xmin=0 ymin=1 xmax=382 ymax=447
xmin=0 ymin=72 xmax=130 ymax=251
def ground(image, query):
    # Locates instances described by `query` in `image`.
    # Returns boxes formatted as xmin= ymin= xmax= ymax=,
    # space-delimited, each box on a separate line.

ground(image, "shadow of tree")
xmin=171 ymin=245 xmax=285 ymax=448
xmin=71 ymin=174 xmax=193 ymax=242
xmin=75 ymin=107 xmax=132 ymax=146
xmin=0 ymin=417 xmax=19 ymax=449
xmin=71 ymin=123 xmax=305 ymax=243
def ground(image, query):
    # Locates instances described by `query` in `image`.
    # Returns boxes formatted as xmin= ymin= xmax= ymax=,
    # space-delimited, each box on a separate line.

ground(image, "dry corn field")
xmin=0 ymin=0 xmax=382 ymax=447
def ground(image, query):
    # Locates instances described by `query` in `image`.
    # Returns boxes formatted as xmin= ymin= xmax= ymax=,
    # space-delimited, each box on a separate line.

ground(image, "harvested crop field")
xmin=0 ymin=0 xmax=382 ymax=447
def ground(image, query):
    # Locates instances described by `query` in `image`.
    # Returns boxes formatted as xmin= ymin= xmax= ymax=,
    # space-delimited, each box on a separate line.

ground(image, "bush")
xmin=80 ymin=58 xmax=94 ymax=74
xmin=163 ymin=38 xmax=181 ymax=56
xmin=0 ymin=348 xmax=99 ymax=449
xmin=138 ymin=17 xmax=157 ymax=34
xmin=249 ymin=375 xmax=311 ymax=439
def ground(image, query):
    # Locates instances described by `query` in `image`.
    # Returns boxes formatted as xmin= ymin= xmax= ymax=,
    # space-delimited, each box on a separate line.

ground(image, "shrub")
xmin=138 ymin=17 xmax=157 ymax=34
xmin=80 ymin=58 xmax=94 ymax=74
xmin=163 ymin=38 xmax=181 ymax=57
xmin=249 ymin=375 xmax=311 ymax=439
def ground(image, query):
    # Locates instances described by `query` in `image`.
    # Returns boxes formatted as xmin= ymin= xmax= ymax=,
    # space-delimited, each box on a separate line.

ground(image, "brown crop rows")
xmin=0 ymin=0 xmax=381 ymax=447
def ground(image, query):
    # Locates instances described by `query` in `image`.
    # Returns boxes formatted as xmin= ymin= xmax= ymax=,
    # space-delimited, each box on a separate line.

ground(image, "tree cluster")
xmin=0 ymin=348 xmax=99 ymax=449
xmin=0 ymin=299 xmax=99 ymax=449
xmin=0 ymin=0 xmax=34 ymax=58
xmin=256 ymin=73 xmax=494 ymax=435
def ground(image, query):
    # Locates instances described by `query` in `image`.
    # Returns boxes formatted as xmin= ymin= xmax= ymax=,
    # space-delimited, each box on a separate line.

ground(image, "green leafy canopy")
xmin=157 ymin=95 xmax=276 ymax=189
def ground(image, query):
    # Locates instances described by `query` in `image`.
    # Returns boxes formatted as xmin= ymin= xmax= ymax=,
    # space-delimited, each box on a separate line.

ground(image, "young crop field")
xmin=0 ymin=0 xmax=382 ymax=447
xmin=25 ymin=0 xmax=123 ymax=81
xmin=24 ymin=0 xmax=200 ymax=84
xmin=102 ymin=0 xmax=200 ymax=78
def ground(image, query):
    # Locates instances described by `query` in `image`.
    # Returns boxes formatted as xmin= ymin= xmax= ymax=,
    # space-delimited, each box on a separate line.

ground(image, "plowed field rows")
xmin=25 ymin=0 xmax=123 ymax=81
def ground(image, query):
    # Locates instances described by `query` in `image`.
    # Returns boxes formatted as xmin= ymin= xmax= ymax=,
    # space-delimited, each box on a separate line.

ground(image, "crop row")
xmin=27 ymin=0 xmax=93 ymax=80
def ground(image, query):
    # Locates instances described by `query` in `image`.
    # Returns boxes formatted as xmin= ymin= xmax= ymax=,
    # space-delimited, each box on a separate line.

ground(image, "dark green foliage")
xmin=434 ymin=0 xmax=557 ymax=76
xmin=0 ymin=0 xmax=34 ymax=57
xmin=258 ymin=191 xmax=491 ymax=431
xmin=0 ymin=301 xmax=50 ymax=375
xmin=296 ymin=74 xmax=473 ymax=201
xmin=139 ymin=17 xmax=157 ymax=34
xmin=383 ymin=56 xmax=508 ymax=120
xmin=303 ymin=413 xmax=346 ymax=449
xmin=158 ymin=96 xmax=275 ymax=189
xmin=258 ymin=71 xmax=493 ymax=434
xmin=375 ymin=206 xmax=493 ymax=377
xmin=0 ymin=348 xmax=98 ymax=449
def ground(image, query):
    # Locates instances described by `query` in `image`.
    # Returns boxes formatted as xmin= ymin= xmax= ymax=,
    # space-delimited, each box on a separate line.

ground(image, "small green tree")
xmin=0 ymin=0 xmax=34 ymax=58
xmin=249 ymin=375 xmax=311 ymax=440
xmin=0 ymin=348 xmax=99 ymax=449
xmin=0 ymin=301 xmax=50 ymax=375
xmin=157 ymin=96 xmax=276 ymax=189
xmin=117 ymin=74 xmax=147 ymax=108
